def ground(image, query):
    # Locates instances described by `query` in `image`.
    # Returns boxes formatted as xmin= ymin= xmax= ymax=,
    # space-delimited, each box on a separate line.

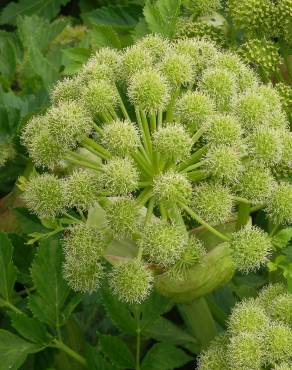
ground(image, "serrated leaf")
xmin=87 ymin=5 xmax=142 ymax=28
xmin=145 ymin=316 xmax=198 ymax=345
xmin=10 ymin=312 xmax=51 ymax=344
xmin=99 ymin=287 xmax=136 ymax=334
xmin=0 ymin=329 xmax=43 ymax=370
xmin=86 ymin=346 xmax=119 ymax=370
xmin=62 ymin=47 xmax=91 ymax=75
xmin=99 ymin=335 xmax=135 ymax=369
xmin=28 ymin=237 xmax=70 ymax=328
xmin=12 ymin=208 xmax=46 ymax=235
xmin=0 ymin=232 xmax=17 ymax=302
xmin=0 ymin=31 xmax=17 ymax=86
xmin=272 ymin=227 xmax=292 ymax=249
xmin=143 ymin=0 xmax=181 ymax=38
xmin=0 ymin=0 xmax=70 ymax=25
xmin=89 ymin=24 xmax=122 ymax=49
xmin=141 ymin=343 xmax=192 ymax=370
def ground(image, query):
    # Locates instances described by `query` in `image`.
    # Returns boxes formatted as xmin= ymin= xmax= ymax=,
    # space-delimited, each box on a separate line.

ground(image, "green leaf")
xmin=0 ymin=0 xmax=70 ymax=25
xmin=0 ymin=329 xmax=42 ymax=370
xmin=143 ymin=0 xmax=181 ymax=38
xmin=89 ymin=25 xmax=122 ymax=49
xmin=141 ymin=343 xmax=192 ymax=370
xmin=87 ymin=5 xmax=142 ymax=29
xmin=0 ymin=232 xmax=17 ymax=303
xmin=145 ymin=316 xmax=198 ymax=345
xmin=0 ymin=31 xmax=17 ymax=86
xmin=272 ymin=228 xmax=292 ymax=249
xmin=10 ymin=312 xmax=51 ymax=344
xmin=28 ymin=237 xmax=70 ymax=328
xmin=62 ymin=47 xmax=91 ymax=75
xmin=86 ymin=346 xmax=119 ymax=370
xmin=12 ymin=208 xmax=46 ymax=235
xmin=99 ymin=287 xmax=136 ymax=335
xmin=99 ymin=334 xmax=135 ymax=369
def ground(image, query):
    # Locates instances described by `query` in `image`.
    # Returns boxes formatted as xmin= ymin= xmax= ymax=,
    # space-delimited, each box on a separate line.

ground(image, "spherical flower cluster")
xmin=199 ymin=286 xmax=292 ymax=370
xmin=230 ymin=226 xmax=272 ymax=272
xmin=109 ymin=260 xmax=154 ymax=304
xmin=21 ymin=36 xmax=291 ymax=303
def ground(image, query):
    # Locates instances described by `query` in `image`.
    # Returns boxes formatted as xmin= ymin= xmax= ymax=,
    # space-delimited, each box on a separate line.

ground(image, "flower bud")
xmin=204 ymin=114 xmax=242 ymax=147
xmin=153 ymin=171 xmax=193 ymax=205
xmin=105 ymin=197 xmax=140 ymax=239
xmin=174 ymin=91 xmax=215 ymax=133
xmin=82 ymin=80 xmax=118 ymax=117
xmin=230 ymin=226 xmax=272 ymax=273
xmin=65 ymin=169 xmax=100 ymax=211
xmin=100 ymin=157 xmax=139 ymax=195
xmin=153 ymin=124 xmax=192 ymax=162
xmin=23 ymin=174 xmax=67 ymax=218
xmin=109 ymin=260 xmax=153 ymax=304
xmin=138 ymin=221 xmax=188 ymax=267
xmin=128 ymin=69 xmax=170 ymax=112
xmin=192 ymin=182 xmax=233 ymax=225
xmin=265 ymin=183 xmax=292 ymax=224
xmin=199 ymin=67 xmax=237 ymax=112
xmin=101 ymin=120 xmax=140 ymax=156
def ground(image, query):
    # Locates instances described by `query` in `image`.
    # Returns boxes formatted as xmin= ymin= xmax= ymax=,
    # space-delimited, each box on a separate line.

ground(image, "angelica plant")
xmin=21 ymin=36 xmax=291 ymax=304
xmin=198 ymin=284 xmax=292 ymax=370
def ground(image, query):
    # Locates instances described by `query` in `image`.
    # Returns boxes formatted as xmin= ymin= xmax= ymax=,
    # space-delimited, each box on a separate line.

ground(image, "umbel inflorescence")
xmin=198 ymin=284 xmax=292 ymax=370
xmin=21 ymin=35 xmax=292 ymax=304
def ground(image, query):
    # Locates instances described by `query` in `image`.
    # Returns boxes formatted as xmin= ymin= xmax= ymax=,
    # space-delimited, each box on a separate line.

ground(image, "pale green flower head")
xmin=135 ymin=34 xmax=170 ymax=61
xmin=138 ymin=221 xmax=188 ymax=267
xmin=174 ymin=91 xmax=215 ymax=133
xmin=91 ymin=47 xmax=120 ymax=77
xmin=228 ymin=298 xmax=270 ymax=336
xmin=50 ymin=77 xmax=81 ymax=104
xmin=65 ymin=169 xmax=100 ymax=211
xmin=235 ymin=164 xmax=275 ymax=204
xmin=263 ymin=323 xmax=292 ymax=364
xmin=192 ymin=182 xmax=233 ymax=225
xmin=23 ymin=174 xmax=67 ymax=218
xmin=120 ymin=45 xmax=153 ymax=81
xmin=273 ymin=362 xmax=292 ymax=370
xmin=105 ymin=197 xmax=140 ymax=239
xmin=109 ymin=260 xmax=154 ymax=304
xmin=199 ymin=67 xmax=237 ymax=112
xmin=153 ymin=123 xmax=193 ymax=162
xmin=101 ymin=120 xmax=140 ymax=156
xmin=127 ymin=68 xmax=170 ymax=112
xmin=153 ymin=171 xmax=193 ymax=205
xmin=100 ymin=157 xmax=139 ymax=195
xmin=82 ymin=79 xmax=118 ymax=117
xmin=265 ymin=183 xmax=292 ymax=224
xmin=281 ymin=131 xmax=292 ymax=169
xmin=268 ymin=293 xmax=292 ymax=327
xmin=230 ymin=226 xmax=272 ymax=273
xmin=160 ymin=51 xmax=195 ymax=88
xmin=198 ymin=334 xmax=228 ymax=370
xmin=256 ymin=283 xmax=286 ymax=310
xmin=204 ymin=114 xmax=242 ymax=147
xmin=226 ymin=332 xmax=264 ymax=370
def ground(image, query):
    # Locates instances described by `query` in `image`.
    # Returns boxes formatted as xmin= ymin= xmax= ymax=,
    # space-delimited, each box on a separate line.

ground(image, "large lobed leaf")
xmin=0 ymin=232 xmax=17 ymax=304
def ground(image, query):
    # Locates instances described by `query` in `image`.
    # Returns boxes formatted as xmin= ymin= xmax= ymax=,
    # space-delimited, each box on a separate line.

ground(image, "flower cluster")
xmin=199 ymin=284 xmax=292 ymax=370
xmin=21 ymin=36 xmax=291 ymax=303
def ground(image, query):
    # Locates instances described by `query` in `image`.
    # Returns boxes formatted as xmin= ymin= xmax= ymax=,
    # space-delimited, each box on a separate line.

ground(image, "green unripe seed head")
xmin=65 ymin=169 xmax=100 ymax=211
xmin=50 ymin=77 xmax=81 ymax=104
xmin=228 ymin=298 xmax=270 ymax=336
xmin=109 ymin=260 xmax=154 ymax=304
xmin=128 ymin=69 xmax=170 ymax=112
xmin=136 ymin=34 xmax=170 ymax=61
xmin=230 ymin=226 xmax=272 ymax=273
xmin=23 ymin=174 xmax=67 ymax=218
xmin=198 ymin=335 xmax=228 ymax=370
xmin=199 ymin=67 xmax=237 ymax=112
xmin=187 ymin=0 xmax=221 ymax=16
xmin=160 ymin=52 xmax=195 ymax=88
xmin=273 ymin=362 xmax=292 ymax=370
xmin=265 ymin=183 xmax=292 ymax=224
xmin=174 ymin=91 xmax=215 ymax=133
xmin=153 ymin=123 xmax=193 ymax=162
xmin=268 ymin=293 xmax=292 ymax=327
xmin=192 ymin=182 xmax=233 ymax=225
xmin=226 ymin=332 xmax=264 ymax=370
xmin=91 ymin=47 xmax=120 ymax=77
xmin=101 ymin=120 xmax=140 ymax=156
xmin=256 ymin=283 xmax=286 ymax=310
xmin=204 ymin=114 xmax=243 ymax=147
xmin=100 ymin=157 xmax=139 ymax=195
xmin=105 ymin=197 xmax=140 ymax=239
xmin=153 ymin=171 xmax=193 ymax=205
xmin=138 ymin=221 xmax=188 ymax=267
xmin=121 ymin=45 xmax=153 ymax=80
xmin=205 ymin=146 xmax=242 ymax=184
xmin=263 ymin=323 xmax=292 ymax=364
xmin=235 ymin=164 xmax=275 ymax=203
xmin=21 ymin=115 xmax=47 ymax=149
xmin=82 ymin=80 xmax=118 ymax=117
xmin=281 ymin=131 xmax=292 ymax=169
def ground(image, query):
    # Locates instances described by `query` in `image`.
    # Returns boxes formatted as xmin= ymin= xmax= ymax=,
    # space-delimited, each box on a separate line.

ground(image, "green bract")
xmin=21 ymin=36 xmax=291 ymax=303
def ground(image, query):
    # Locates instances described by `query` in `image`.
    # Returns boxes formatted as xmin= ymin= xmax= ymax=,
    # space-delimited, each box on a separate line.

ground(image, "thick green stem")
xmin=236 ymin=202 xmax=251 ymax=230
xmin=145 ymin=197 xmax=155 ymax=224
xmin=0 ymin=299 xmax=22 ymax=314
xmin=177 ymin=146 xmax=208 ymax=171
xmin=157 ymin=110 xmax=163 ymax=128
xmin=135 ymin=307 xmax=141 ymax=370
xmin=181 ymin=161 xmax=205 ymax=173
xmin=82 ymin=137 xmax=111 ymax=159
xmin=178 ymin=298 xmax=217 ymax=348
xmin=136 ymin=187 xmax=153 ymax=206
xmin=65 ymin=153 xmax=101 ymax=171
xmin=182 ymin=205 xmax=230 ymax=241
xmin=149 ymin=112 xmax=157 ymax=132
xmin=166 ymin=88 xmax=180 ymax=122
xmin=51 ymin=339 xmax=86 ymax=366
xmin=187 ymin=170 xmax=207 ymax=182
xmin=191 ymin=127 xmax=205 ymax=144
xmin=140 ymin=110 xmax=152 ymax=154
